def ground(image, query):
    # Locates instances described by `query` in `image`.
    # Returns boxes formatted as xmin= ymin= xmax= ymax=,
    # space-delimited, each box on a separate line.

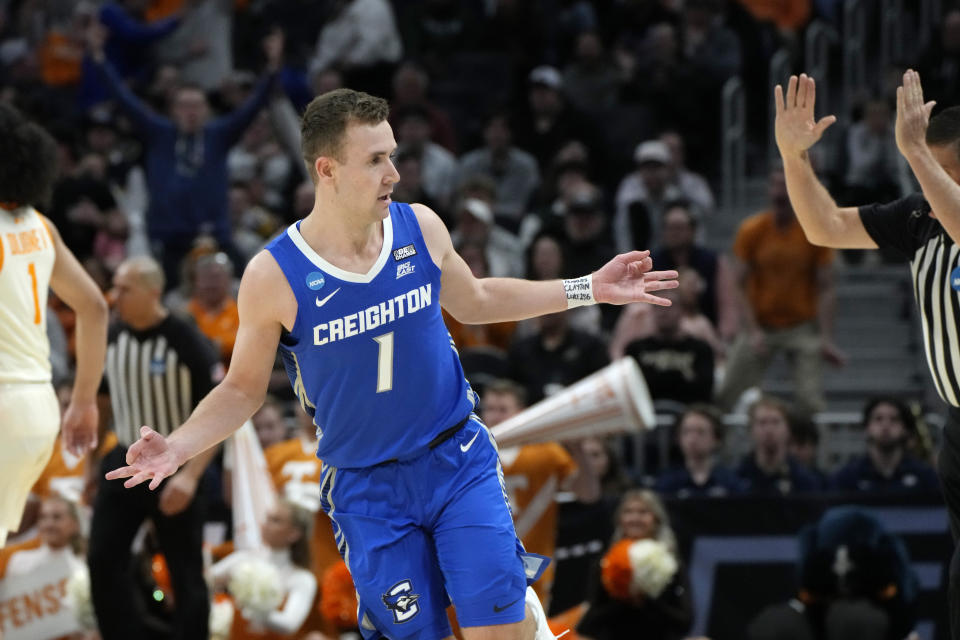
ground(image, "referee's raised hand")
xmin=105 ymin=426 xmax=183 ymax=490
xmin=774 ymin=73 xmax=837 ymax=156
xmin=895 ymin=69 xmax=937 ymax=157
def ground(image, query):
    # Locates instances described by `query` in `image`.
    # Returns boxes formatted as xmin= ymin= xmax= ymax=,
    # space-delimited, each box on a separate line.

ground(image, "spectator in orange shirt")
xmin=481 ymin=379 xmax=601 ymax=607
xmin=716 ymin=167 xmax=844 ymax=415
xmin=186 ymin=252 xmax=239 ymax=364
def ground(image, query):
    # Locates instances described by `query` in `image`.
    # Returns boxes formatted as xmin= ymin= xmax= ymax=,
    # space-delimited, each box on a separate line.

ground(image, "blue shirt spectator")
xmin=829 ymin=397 xmax=940 ymax=494
xmin=87 ymin=29 xmax=281 ymax=286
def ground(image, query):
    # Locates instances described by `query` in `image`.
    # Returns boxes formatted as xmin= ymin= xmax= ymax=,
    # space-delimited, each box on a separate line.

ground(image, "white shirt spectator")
xmin=210 ymin=548 xmax=317 ymax=634
xmin=458 ymin=148 xmax=540 ymax=222
xmin=309 ymin=0 xmax=403 ymax=75
xmin=6 ymin=544 xmax=85 ymax=576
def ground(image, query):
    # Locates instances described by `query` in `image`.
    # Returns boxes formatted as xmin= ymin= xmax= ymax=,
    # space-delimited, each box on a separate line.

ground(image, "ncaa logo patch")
xmin=393 ymin=244 xmax=417 ymax=261
xmin=396 ymin=261 xmax=416 ymax=279
xmin=382 ymin=580 xmax=420 ymax=623
xmin=306 ymin=271 xmax=325 ymax=290
xmin=951 ymin=265 xmax=960 ymax=292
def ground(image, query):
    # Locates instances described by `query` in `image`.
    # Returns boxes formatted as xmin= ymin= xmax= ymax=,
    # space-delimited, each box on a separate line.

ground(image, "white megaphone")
xmin=490 ymin=357 xmax=655 ymax=447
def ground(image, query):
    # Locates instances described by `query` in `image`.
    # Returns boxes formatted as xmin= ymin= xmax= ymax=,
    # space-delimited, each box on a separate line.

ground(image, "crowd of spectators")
xmin=0 ymin=0 xmax=955 ymax=639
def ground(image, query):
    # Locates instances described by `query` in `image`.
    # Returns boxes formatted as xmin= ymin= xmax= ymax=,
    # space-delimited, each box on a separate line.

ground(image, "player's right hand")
xmin=774 ymin=73 xmax=837 ymax=156
xmin=105 ymin=426 xmax=182 ymax=490
xmin=62 ymin=399 xmax=99 ymax=457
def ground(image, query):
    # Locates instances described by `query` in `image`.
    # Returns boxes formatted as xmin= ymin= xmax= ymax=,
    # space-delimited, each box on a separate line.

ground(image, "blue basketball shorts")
xmin=318 ymin=414 xmax=549 ymax=640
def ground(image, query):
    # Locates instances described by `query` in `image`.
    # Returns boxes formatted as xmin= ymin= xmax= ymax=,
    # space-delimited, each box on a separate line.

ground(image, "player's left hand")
xmin=61 ymin=399 xmax=99 ymax=458
xmin=896 ymin=69 xmax=936 ymax=157
xmin=158 ymin=472 xmax=199 ymax=516
xmin=593 ymin=251 xmax=679 ymax=306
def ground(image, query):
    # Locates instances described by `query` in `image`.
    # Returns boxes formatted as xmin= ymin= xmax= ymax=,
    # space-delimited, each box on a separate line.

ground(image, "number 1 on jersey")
xmin=28 ymin=262 xmax=41 ymax=325
xmin=373 ymin=332 xmax=394 ymax=393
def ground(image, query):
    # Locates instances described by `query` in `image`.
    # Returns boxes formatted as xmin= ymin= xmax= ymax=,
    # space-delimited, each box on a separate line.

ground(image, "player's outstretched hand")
xmin=896 ymin=69 xmax=936 ymax=158
xmin=105 ymin=426 xmax=182 ymax=490
xmin=774 ymin=73 xmax=836 ymax=156
xmin=61 ymin=399 xmax=99 ymax=457
xmin=593 ymin=250 xmax=679 ymax=306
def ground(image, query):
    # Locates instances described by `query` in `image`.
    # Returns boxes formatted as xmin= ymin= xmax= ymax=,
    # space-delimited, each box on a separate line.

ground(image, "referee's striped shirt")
xmin=105 ymin=314 xmax=220 ymax=446
xmin=860 ymin=192 xmax=960 ymax=407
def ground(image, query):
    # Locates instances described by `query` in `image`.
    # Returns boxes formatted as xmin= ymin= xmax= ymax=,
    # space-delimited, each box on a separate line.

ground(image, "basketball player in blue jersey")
xmin=107 ymin=89 xmax=679 ymax=640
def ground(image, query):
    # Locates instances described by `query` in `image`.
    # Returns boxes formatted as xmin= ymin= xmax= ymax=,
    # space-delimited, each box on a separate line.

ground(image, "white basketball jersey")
xmin=0 ymin=207 xmax=56 ymax=383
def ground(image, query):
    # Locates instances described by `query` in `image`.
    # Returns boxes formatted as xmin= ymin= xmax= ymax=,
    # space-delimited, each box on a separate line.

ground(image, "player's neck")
xmin=301 ymin=203 xmax=384 ymax=264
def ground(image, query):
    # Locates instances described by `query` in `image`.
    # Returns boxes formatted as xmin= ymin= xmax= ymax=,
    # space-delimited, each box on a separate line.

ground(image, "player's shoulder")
xmin=240 ymin=249 xmax=295 ymax=304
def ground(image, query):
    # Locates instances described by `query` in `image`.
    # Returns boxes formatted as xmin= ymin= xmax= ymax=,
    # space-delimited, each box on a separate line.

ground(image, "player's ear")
xmin=315 ymin=155 xmax=336 ymax=181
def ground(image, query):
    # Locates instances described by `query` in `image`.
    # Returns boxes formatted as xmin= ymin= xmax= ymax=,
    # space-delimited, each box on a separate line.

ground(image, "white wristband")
xmin=563 ymin=275 xmax=596 ymax=308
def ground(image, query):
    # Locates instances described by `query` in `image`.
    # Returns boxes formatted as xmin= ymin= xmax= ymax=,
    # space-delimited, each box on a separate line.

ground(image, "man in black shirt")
xmin=90 ymin=255 xmax=221 ymax=640
xmin=624 ymin=287 xmax=714 ymax=404
xmin=506 ymin=310 xmax=609 ymax=404
xmin=774 ymin=70 xmax=960 ymax=639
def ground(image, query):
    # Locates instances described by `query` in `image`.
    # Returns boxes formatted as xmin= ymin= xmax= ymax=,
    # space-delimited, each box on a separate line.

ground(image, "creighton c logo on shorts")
xmin=382 ymin=580 xmax=421 ymax=623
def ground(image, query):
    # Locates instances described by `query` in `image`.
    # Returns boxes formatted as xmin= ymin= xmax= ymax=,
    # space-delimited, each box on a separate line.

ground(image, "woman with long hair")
xmin=576 ymin=490 xmax=693 ymax=640
xmin=210 ymin=499 xmax=317 ymax=638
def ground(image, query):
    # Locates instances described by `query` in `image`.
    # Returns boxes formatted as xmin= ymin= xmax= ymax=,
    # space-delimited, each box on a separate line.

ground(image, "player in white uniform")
xmin=0 ymin=104 xmax=108 ymax=547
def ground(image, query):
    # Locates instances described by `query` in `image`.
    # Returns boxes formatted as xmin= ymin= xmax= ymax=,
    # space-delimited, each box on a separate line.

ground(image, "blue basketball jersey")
xmin=265 ymin=202 xmax=476 ymax=468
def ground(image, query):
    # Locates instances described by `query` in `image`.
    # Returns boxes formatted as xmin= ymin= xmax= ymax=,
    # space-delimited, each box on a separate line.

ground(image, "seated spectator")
xmin=394 ymin=103 xmax=458 ymax=209
xmin=841 ymin=98 xmax=904 ymax=211
xmin=3 ymin=496 xmax=85 ymax=578
xmin=560 ymin=183 xmax=618 ymax=283
xmin=682 ymin=0 xmax=742 ymax=88
xmin=830 ymin=398 xmax=940 ymax=494
xmin=576 ymin=490 xmax=693 ymax=640
xmin=185 ymin=252 xmax=239 ymax=365
xmin=789 ymin=413 xmax=826 ymax=486
xmin=210 ymin=500 xmax=317 ymax=637
xmin=674 ymin=269 xmax=726 ymax=362
xmin=450 ymin=198 xmax=524 ymax=278
xmin=582 ymin=436 xmax=635 ymax=503
xmin=519 ymin=229 xmax=602 ymax=337
xmin=507 ymin=308 xmax=609 ymax=404
xmin=481 ymin=379 xmax=600 ymax=605
xmin=389 ymin=60 xmax=457 ymax=152
xmin=748 ymin=507 xmax=919 ymax=640
xmin=658 ymin=131 xmax=715 ymax=216
xmin=624 ymin=287 xmax=714 ymax=404
xmin=655 ymin=405 xmax=742 ymax=498
xmin=226 ymin=111 xmax=293 ymax=213
xmin=738 ymin=396 xmax=823 ymax=495
xmin=652 ymin=201 xmax=737 ymax=338
xmin=562 ymin=30 xmax=622 ymax=116
xmin=251 ymin=395 xmax=289 ymax=451
xmin=391 ymin=149 xmax=443 ymax=223
xmin=458 ymin=111 xmax=540 ymax=225
xmin=614 ymin=140 xmax=688 ymax=252
xmin=514 ymin=65 xmax=601 ymax=174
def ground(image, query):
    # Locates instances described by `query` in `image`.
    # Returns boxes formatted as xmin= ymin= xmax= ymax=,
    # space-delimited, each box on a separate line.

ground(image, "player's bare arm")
xmin=106 ymin=250 xmax=292 ymax=489
xmin=774 ymin=74 xmax=877 ymax=249
xmin=44 ymin=215 xmax=108 ymax=456
xmin=895 ymin=69 xmax=960 ymax=245
xmin=409 ymin=203 xmax=679 ymax=324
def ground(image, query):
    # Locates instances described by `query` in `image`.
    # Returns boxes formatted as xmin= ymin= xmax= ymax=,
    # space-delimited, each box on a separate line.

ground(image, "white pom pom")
xmin=228 ymin=559 xmax=284 ymax=621
xmin=627 ymin=539 xmax=678 ymax=598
